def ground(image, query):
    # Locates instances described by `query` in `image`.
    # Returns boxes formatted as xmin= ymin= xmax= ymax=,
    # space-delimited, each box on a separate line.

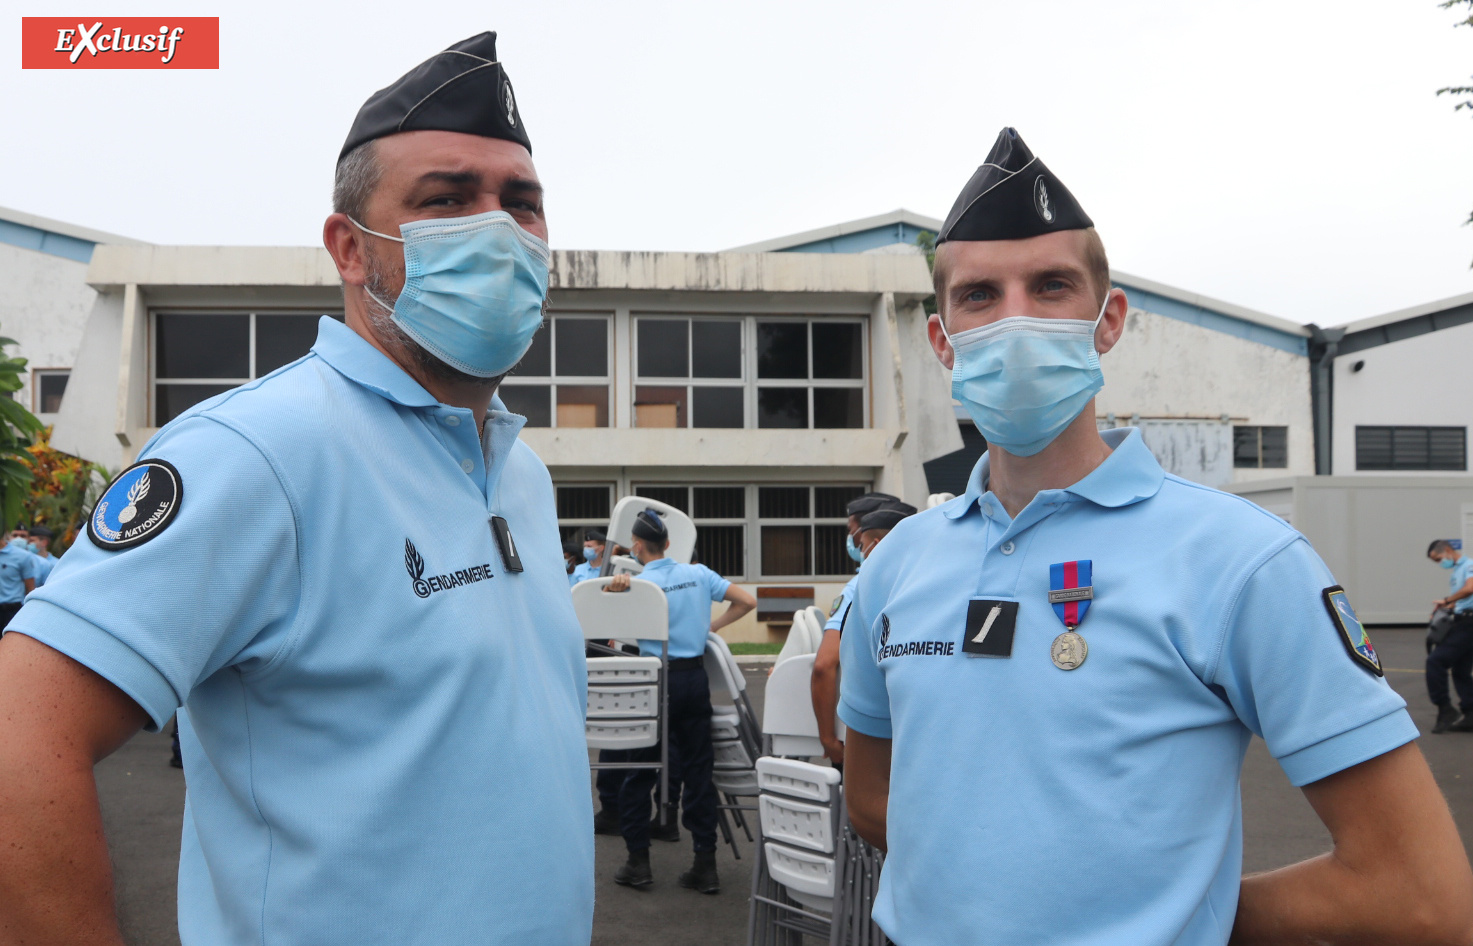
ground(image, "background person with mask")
xmin=572 ymin=528 xmax=606 ymax=584
xmin=26 ymin=525 xmax=58 ymax=587
xmin=0 ymin=33 xmax=595 ymax=946
xmin=812 ymin=499 xmax=914 ymax=767
xmin=838 ymin=127 xmax=1473 ymax=945
xmin=603 ymin=509 xmax=755 ymax=894
xmin=1426 ymin=539 xmax=1473 ymax=733
xmin=0 ymin=531 xmax=37 ymax=629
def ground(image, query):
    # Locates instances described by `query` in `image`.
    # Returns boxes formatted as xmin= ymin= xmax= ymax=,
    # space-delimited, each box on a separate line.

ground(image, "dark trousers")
xmin=1427 ymin=615 xmax=1473 ymax=710
xmin=596 ymin=750 xmax=627 ymax=811
xmin=0 ymin=601 xmax=22 ymax=632
xmin=618 ymin=664 xmax=717 ymax=853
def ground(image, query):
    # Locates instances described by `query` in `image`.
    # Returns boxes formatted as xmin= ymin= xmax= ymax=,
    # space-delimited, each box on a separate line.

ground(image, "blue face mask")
xmin=7 ymin=537 xmax=26 ymax=550
xmin=941 ymin=293 xmax=1109 ymax=458
xmin=1441 ymin=557 xmax=1458 ymax=569
xmin=352 ymin=210 xmax=550 ymax=378
xmin=846 ymin=533 xmax=865 ymax=564
xmin=583 ymin=546 xmax=598 ymax=562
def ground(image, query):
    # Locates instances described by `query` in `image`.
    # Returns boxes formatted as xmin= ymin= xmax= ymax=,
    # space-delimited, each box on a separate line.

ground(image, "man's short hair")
xmin=1430 ymin=539 xmax=1455 ymax=557
xmin=333 ymin=141 xmax=382 ymax=224
xmin=933 ymin=227 xmax=1111 ymax=323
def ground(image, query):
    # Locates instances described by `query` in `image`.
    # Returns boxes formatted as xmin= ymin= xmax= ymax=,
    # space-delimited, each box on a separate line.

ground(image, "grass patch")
xmin=727 ymin=642 xmax=783 ymax=655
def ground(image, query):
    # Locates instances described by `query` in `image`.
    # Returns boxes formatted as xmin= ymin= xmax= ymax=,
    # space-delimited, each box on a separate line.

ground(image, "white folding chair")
xmin=774 ymin=611 xmax=813 ymax=668
xmin=605 ymin=495 xmax=697 ymax=566
xmin=706 ymin=633 xmax=763 ymax=856
xmin=573 ymin=577 xmax=673 ymax=811
xmin=926 ymin=492 xmax=956 ymax=508
xmin=762 ymin=653 xmax=823 ymax=759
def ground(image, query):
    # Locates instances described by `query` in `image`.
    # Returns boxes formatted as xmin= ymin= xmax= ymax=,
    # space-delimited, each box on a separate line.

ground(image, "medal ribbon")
xmin=1049 ymin=559 xmax=1093 ymax=629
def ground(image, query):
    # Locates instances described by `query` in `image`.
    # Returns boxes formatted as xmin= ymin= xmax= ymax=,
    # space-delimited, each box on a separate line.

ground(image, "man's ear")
xmin=928 ymin=313 xmax=955 ymax=370
xmin=1094 ymin=289 xmax=1129 ymax=356
xmin=323 ymin=213 xmax=371 ymax=288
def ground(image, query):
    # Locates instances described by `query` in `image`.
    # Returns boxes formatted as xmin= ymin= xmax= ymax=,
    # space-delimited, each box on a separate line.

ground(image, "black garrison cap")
xmin=631 ymin=509 xmax=669 ymax=543
xmin=846 ymin=492 xmax=901 ymax=519
xmin=937 ymin=127 xmax=1092 ymax=245
xmin=340 ymin=32 xmax=530 ymax=160
xmin=858 ymin=503 xmax=918 ymax=534
xmin=28 ymin=524 xmax=53 ymax=538
xmin=585 ymin=529 xmax=607 ymax=543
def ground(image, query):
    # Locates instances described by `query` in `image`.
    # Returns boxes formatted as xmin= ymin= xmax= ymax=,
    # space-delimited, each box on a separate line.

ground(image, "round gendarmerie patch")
xmin=89 ymin=459 xmax=183 ymax=551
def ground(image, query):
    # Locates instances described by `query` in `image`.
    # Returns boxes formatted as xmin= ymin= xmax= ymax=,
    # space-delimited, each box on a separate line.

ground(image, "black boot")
xmin=1433 ymin=704 xmax=1460 ymax=734
xmin=1450 ymin=712 xmax=1473 ymax=733
xmin=650 ymin=804 xmax=680 ymax=843
xmin=614 ymin=849 xmax=653 ymax=888
xmin=593 ymin=807 xmax=621 ymax=836
xmin=678 ymin=850 xmax=719 ymax=894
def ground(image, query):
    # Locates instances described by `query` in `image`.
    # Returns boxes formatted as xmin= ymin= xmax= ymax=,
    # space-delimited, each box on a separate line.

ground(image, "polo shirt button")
xmin=443 ymin=415 xmax=461 ymax=427
xmin=460 ymin=459 xmax=474 ymax=473
xmin=1000 ymin=541 xmax=1015 ymax=555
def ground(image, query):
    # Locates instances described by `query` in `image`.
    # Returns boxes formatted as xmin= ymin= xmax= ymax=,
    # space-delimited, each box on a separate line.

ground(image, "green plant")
xmin=23 ymin=428 xmax=111 ymax=555
xmin=0 ymin=333 xmax=43 ymax=532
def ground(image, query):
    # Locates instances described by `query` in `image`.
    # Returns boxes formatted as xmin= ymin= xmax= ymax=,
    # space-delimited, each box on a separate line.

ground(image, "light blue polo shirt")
xmin=31 ymin=550 xmax=57 ymax=588
xmin=10 ymin=318 xmax=594 ymax=946
xmin=0 ymin=543 xmax=38 ymax=602
xmin=636 ymin=557 xmax=730 ymax=659
xmin=1449 ymin=556 xmax=1473 ymax=613
xmin=825 ymin=573 xmax=859 ymax=633
xmin=839 ymin=427 xmax=1416 ymax=946
xmin=570 ymin=560 xmax=600 ymax=585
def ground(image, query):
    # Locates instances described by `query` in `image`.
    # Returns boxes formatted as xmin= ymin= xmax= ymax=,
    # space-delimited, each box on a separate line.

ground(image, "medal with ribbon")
xmin=1047 ymin=559 xmax=1093 ymax=670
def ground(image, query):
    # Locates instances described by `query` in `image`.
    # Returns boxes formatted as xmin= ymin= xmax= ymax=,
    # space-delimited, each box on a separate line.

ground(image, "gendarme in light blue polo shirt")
xmin=11 ymin=318 xmax=593 ymax=946
xmin=839 ymin=427 xmax=1416 ymax=946
xmin=1449 ymin=556 xmax=1473 ymax=613
xmin=825 ymin=573 xmax=859 ymax=633
xmin=0 ymin=542 xmax=38 ymax=603
xmin=636 ymin=557 xmax=730 ymax=658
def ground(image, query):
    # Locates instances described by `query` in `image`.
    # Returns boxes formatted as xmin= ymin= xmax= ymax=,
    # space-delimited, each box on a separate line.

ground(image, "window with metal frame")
xmin=151 ymin=312 xmax=341 ymax=426
xmin=501 ymin=314 xmax=613 ymax=428
xmin=1232 ymin=426 xmax=1288 ymax=469
xmin=555 ymin=483 xmax=615 ymax=545
xmin=632 ymin=484 xmax=748 ymax=579
xmin=758 ymin=484 xmax=866 ymax=578
xmin=1355 ymin=426 xmax=1467 ymax=471
xmin=32 ymin=369 xmax=70 ymax=415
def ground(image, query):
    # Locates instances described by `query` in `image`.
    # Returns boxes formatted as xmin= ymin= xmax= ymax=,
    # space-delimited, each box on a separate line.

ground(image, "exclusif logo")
xmin=21 ymin=18 xmax=220 ymax=69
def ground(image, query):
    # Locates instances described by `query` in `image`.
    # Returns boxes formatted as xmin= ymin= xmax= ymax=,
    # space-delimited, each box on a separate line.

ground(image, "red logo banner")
xmin=21 ymin=17 xmax=219 ymax=69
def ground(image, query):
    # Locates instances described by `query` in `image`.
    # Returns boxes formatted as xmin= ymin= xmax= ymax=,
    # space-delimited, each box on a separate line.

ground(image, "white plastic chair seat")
xmin=765 ymin=841 xmax=836 ymax=903
xmin=710 ymin=711 xmax=740 ymax=742
xmin=571 ymin=577 xmax=668 ymax=642
xmin=704 ymin=634 xmax=746 ymax=698
xmin=713 ymin=738 xmax=753 ymax=769
xmin=763 ymin=653 xmax=819 ymax=738
xmin=587 ymin=683 xmax=659 ymax=719
xmin=586 ymin=719 xmax=659 ymax=750
xmin=586 ymin=655 xmax=660 ymax=685
xmin=759 ymin=793 xmax=837 ymax=855
xmin=713 ymin=767 xmax=760 ymax=796
xmin=756 ymin=757 xmax=841 ymax=803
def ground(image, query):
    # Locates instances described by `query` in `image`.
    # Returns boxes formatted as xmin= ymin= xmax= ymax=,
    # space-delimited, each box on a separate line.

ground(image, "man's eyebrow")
xmin=412 ymin=169 xmax=484 ymax=188
xmin=503 ymin=177 xmax=543 ymax=197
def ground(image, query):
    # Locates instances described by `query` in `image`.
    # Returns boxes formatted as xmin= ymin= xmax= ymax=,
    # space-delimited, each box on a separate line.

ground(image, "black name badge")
xmin=961 ymin=599 xmax=1018 ymax=658
xmin=490 ymin=516 xmax=524 ymax=573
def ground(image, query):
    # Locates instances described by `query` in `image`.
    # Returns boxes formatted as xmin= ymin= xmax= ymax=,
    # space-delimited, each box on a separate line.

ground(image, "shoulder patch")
xmin=1322 ymin=585 xmax=1382 ymax=676
xmin=89 ymin=459 xmax=184 ymax=551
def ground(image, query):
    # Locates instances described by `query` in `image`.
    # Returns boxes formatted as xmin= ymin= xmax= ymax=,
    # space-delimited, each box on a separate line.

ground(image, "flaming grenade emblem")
xmin=405 ymin=539 xmax=430 ymax=598
xmin=117 ymin=471 xmax=150 ymax=525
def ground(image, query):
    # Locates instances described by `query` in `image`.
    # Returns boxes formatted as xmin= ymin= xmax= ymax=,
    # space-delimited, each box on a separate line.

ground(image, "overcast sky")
xmin=4 ymin=0 xmax=1471 ymax=325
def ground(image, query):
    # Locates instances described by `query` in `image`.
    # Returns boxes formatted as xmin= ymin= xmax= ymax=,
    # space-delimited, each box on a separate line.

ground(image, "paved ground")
xmin=97 ymin=628 xmax=1473 ymax=945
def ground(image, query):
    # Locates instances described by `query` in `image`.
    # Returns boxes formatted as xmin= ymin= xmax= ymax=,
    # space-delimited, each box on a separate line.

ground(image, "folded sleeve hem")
xmin=838 ymin=699 xmax=893 ymax=739
xmin=6 ymin=600 xmax=178 ymax=732
xmin=1277 ymin=709 xmax=1420 ymax=787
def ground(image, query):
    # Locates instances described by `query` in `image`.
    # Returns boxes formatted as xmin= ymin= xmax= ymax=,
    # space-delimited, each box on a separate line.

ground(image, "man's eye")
xmin=1041 ymin=280 xmax=1067 ymax=292
xmin=966 ymin=290 xmax=989 ymax=303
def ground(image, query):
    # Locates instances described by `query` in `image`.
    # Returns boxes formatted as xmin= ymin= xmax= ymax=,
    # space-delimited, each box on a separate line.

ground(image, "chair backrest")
xmin=704 ymin=633 xmax=745 ymax=700
xmin=607 ymin=554 xmax=643 ymax=576
xmin=606 ymin=495 xmax=697 ymax=565
xmin=927 ymin=492 xmax=956 ymax=508
xmin=571 ymin=577 xmax=668 ymax=642
xmin=773 ymin=614 xmax=811 ymax=667
xmin=763 ymin=653 xmax=819 ymax=739
xmin=802 ymin=607 xmax=828 ymax=649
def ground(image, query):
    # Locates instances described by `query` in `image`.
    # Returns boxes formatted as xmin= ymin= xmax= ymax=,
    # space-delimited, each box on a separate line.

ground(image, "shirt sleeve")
xmin=825 ymin=577 xmax=858 ymax=633
xmin=7 ymin=415 xmax=301 ymax=731
xmin=18 ymin=552 xmax=37 ymax=581
xmin=837 ymin=568 xmax=892 ymax=739
xmin=1210 ymin=537 xmax=1418 ymax=786
xmin=700 ymin=564 xmax=731 ymax=602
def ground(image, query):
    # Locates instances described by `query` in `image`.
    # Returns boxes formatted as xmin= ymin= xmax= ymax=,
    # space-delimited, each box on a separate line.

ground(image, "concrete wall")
xmin=1096 ymin=305 xmax=1315 ymax=483
xmin=0 ymin=242 xmax=97 ymax=423
xmin=1229 ymin=475 xmax=1473 ymax=624
xmin=1331 ymin=320 xmax=1473 ymax=476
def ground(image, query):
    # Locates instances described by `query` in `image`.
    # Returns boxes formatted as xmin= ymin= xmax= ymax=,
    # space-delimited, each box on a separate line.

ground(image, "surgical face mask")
xmin=1441 ymin=557 xmax=1458 ymax=569
xmin=846 ymin=533 xmax=865 ymax=564
xmin=352 ymin=210 xmax=550 ymax=378
xmin=940 ymin=292 xmax=1110 ymax=458
xmin=583 ymin=546 xmax=598 ymax=562
xmin=7 ymin=537 xmax=27 ymax=550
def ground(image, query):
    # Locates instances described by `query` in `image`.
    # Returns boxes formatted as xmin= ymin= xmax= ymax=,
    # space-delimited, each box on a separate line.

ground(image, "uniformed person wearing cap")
xmin=572 ymin=528 xmax=607 ymax=585
xmin=0 ymin=33 xmax=595 ymax=945
xmin=604 ymin=509 xmax=755 ymax=893
xmin=811 ymin=496 xmax=911 ymax=766
xmin=25 ymin=524 xmax=58 ymax=587
xmin=839 ymin=128 xmax=1473 ymax=944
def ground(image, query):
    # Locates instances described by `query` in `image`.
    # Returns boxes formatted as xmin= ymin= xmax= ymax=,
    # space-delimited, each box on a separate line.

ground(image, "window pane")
xmin=1355 ymin=427 xmax=1393 ymax=470
xmin=759 ymin=486 xmax=809 ymax=519
xmin=514 ymin=320 xmax=551 ymax=377
xmin=813 ymin=388 xmax=864 ymax=428
xmin=692 ymin=386 xmax=744 ymax=428
xmin=555 ymin=385 xmax=608 ymax=428
xmin=757 ymin=322 xmax=808 ymax=379
xmin=811 ymin=323 xmax=863 ymax=379
xmin=635 ymin=486 xmax=689 ymax=513
xmin=1232 ymin=426 xmax=1261 ymax=469
xmin=635 ymin=385 xmax=687 ymax=428
xmin=555 ymin=318 xmax=608 ymax=377
xmin=37 ymin=373 xmax=68 ymax=414
xmin=557 ymin=485 xmax=611 ymax=520
xmin=1430 ymin=428 xmax=1467 ymax=471
xmin=155 ymin=383 xmax=235 ymax=425
xmin=694 ymin=486 xmax=745 ymax=519
xmin=638 ymin=319 xmax=688 ymax=378
xmin=761 ymin=525 xmax=811 ymax=576
xmin=814 ymin=486 xmax=865 ymax=519
xmin=757 ymin=387 xmax=808 ymax=428
xmin=1391 ymin=427 xmax=1429 ymax=470
xmin=814 ymin=524 xmax=856 ymax=576
xmin=695 ymin=525 xmax=744 ymax=577
xmin=500 ymin=384 xmax=551 ymax=427
xmin=692 ymin=321 xmax=742 ymax=379
xmin=156 ymin=314 xmax=249 ymax=379
xmin=255 ymin=315 xmax=321 ymax=376
xmin=1260 ymin=427 xmax=1288 ymax=468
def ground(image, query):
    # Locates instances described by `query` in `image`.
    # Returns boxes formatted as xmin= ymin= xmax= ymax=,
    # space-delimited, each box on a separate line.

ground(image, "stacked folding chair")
xmin=705 ymin=632 xmax=762 ymax=857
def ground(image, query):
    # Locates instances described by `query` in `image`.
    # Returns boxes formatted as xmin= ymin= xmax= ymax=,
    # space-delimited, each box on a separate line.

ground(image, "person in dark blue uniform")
xmin=604 ymin=509 xmax=754 ymax=893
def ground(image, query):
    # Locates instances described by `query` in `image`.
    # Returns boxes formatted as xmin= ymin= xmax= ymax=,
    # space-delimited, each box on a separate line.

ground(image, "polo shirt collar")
xmin=641 ymin=557 xmax=674 ymax=572
xmin=944 ymin=427 xmax=1166 ymax=520
xmin=310 ymin=316 xmax=441 ymax=409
